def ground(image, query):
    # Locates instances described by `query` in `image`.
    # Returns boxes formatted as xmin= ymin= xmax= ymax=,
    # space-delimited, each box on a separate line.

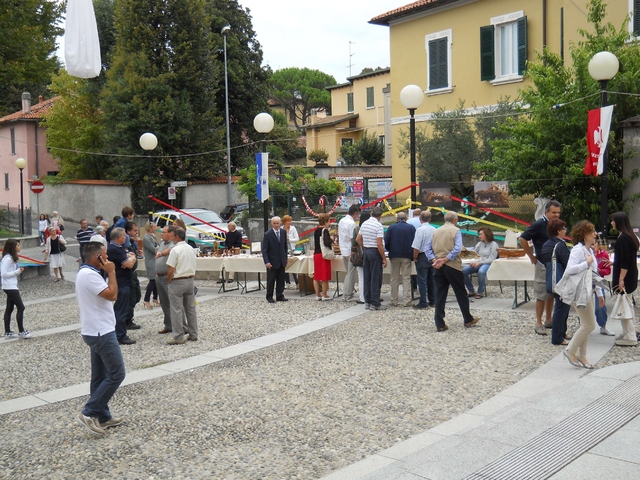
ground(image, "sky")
xmin=237 ymin=0 xmax=406 ymax=83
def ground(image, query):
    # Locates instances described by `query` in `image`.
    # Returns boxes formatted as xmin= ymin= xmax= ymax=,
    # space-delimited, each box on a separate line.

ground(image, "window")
xmin=425 ymin=29 xmax=452 ymax=93
xmin=366 ymin=87 xmax=374 ymax=108
xmin=630 ymin=0 xmax=640 ymax=37
xmin=378 ymin=135 xmax=385 ymax=145
xmin=288 ymin=108 xmax=295 ymax=122
xmin=347 ymin=92 xmax=354 ymax=113
xmin=10 ymin=127 xmax=15 ymax=155
xmin=480 ymin=12 xmax=527 ymax=84
xmin=4 ymin=173 xmax=8 ymax=190
xmin=341 ymin=138 xmax=353 ymax=146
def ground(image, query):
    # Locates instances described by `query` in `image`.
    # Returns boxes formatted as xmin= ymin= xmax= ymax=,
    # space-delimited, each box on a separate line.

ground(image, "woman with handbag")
xmin=540 ymin=219 xmax=570 ymax=344
xmin=44 ymin=227 xmax=67 ymax=282
xmin=609 ymin=212 xmax=639 ymax=346
xmin=561 ymin=221 xmax=605 ymax=369
xmin=313 ymin=213 xmax=333 ymax=301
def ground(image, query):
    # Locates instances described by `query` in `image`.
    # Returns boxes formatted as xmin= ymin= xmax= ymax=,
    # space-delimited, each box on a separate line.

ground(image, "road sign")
xmin=30 ymin=181 xmax=45 ymax=194
xmin=171 ymin=181 xmax=188 ymax=187
xmin=168 ymin=187 xmax=176 ymax=200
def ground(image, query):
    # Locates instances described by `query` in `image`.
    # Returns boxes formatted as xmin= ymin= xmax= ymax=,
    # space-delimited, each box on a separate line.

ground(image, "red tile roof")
xmin=301 ymin=113 xmax=359 ymax=129
xmin=370 ymin=0 xmax=459 ymax=26
xmin=0 ymin=96 xmax=59 ymax=124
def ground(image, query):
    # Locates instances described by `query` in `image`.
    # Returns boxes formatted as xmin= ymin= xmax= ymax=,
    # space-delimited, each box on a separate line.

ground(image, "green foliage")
xmin=473 ymin=97 xmax=521 ymax=170
xmin=308 ymin=148 xmax=329 ymax=164
xmin=270 ymin=67 xmax=336 ymax=129
xmin=266 ymin=124 xmax=304 ymax=163
xmin=0 ymin=0 xmax=63 ymax=116
xmin=236 ymin=166 xmax=343 ymax=201
xmin=340 ymin=130 xmax=385 ymax=165
xmin=399 ymin=101 xmax=480 ymax=198
xmin=485 ymin=0 xmax=640 ymax=226
xmin=43 ymin=71 xmax=106 ymax=180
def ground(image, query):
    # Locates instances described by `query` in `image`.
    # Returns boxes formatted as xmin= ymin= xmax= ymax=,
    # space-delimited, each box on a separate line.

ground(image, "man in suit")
xmin=262 ymin=216 xmax=289 ymax=303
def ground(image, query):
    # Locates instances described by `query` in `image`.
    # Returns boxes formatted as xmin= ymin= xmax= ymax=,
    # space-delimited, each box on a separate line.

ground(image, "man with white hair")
xmin=426 ymin=211 xmax=479 ymax=331
xmin=218 ymin=221 xmax=243 ymax=284
xmin=262 ymin=216 xmax=288 ymax=303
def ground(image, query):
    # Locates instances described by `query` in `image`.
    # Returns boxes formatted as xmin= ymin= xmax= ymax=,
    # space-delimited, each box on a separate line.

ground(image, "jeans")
xmin=363 ymin=248 xmax=383 ymax=306
xmin=595 ymin=291 xmax=608 ymax=327
xmin=113 ymin=285 xmax=130 ymax=341
xmin=462 ymin=264 xmax=491 ymax=294
xmin=415 ymin=253 xmax=434 ymax=307
xmin=284 ymin=273 xmax=299 ymax=285
xmin=551 ymin=293 xmax=571 ymax=344
xmin=39 ymin=231 xmax=46 ymax=244
xmin=82 ymin=331 xmax=126 ymax=423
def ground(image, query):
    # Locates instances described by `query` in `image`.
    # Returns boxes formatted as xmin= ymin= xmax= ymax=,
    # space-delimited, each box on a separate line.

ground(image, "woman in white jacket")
xmin=44 ymin=227 xmax=67 ymax=282
xmin=561 ymin=221 xmax=604 ymax=369
xmin=1 ymin=239 xmax=31 ymax=338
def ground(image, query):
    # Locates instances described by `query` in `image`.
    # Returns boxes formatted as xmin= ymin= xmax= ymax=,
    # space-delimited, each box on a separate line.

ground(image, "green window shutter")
xmin=347 ymin=92 xmax=354 ymax=112
xmin=635 ymin=0 xmax=640 ymax=36
xmin=517 ymin=16 xmax=528 ymax=75
xmin=428 ymin=38 xmax=448 ymax=89
xmin=366 ymin=87 xmax=374 ymax=108
xmin=480 ymin=25 xmax=495 ymax=81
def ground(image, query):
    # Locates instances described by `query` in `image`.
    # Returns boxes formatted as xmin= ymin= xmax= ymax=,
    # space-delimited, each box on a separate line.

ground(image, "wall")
xmin=182 ymin=183 xmax=247 ymax=212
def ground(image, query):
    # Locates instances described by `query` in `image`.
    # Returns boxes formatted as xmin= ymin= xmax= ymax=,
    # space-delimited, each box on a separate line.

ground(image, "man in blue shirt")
xmin=107 ymin=227 xmax=137 ymax=345
xmin=412 ymin=210 xmax=437 ymax=309
xmin=385 ymin=212 xmax=415 ymax=306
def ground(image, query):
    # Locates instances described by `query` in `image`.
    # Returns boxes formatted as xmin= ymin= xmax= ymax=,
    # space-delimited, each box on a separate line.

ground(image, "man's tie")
xmin=276 ymin=230 xmax=280 ymax=241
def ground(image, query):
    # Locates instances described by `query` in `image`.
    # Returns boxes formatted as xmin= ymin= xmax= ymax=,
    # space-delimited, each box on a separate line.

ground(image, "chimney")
xmin=22 ymin=92 xmax=31 ymax=113
xmin=38 ymin=95 xmax=43 ymax=104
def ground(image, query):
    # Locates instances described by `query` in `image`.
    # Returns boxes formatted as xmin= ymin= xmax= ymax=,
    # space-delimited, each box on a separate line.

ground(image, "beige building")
xmin=303 ymin=68 xmax=391 ymax=166
xmin=370 ymin=0 xmax=635 ymax=198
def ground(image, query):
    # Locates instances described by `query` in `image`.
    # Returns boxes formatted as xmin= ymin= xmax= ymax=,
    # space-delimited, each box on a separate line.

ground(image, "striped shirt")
xmin=76 ymin=227 xmax=95 ymax=245
xmin=359 ymin=217 xmax=384 ymax=248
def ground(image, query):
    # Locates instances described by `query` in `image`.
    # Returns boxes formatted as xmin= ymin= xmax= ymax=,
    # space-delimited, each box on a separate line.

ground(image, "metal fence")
xmin=0 ymin=205 xmax=33 ymax=237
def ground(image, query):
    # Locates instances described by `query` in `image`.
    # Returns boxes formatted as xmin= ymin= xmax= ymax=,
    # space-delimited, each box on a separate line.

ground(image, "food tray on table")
xmin=460 ymin=250 xmax=480 ymax=259
xmin=497 ymin=248 xmax=526 ymax=258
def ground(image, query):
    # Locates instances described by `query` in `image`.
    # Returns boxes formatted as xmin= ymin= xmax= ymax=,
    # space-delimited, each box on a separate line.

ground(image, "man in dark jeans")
xmin=412 ymin=210 xmax=437 ymax=309
xmin=107 ymin=227 xmax=137 ymax=345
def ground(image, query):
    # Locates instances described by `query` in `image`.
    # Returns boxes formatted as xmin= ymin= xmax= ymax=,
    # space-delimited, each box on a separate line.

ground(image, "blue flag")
xmin=256 ymin=151 xmax=269 ymax=202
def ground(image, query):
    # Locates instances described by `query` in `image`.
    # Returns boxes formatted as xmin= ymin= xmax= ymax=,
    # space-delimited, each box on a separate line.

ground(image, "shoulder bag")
xmin=350 ymin=227 xmax=363 ymax=267
xmin=545 ymin=242 xmax=564 ymax=294
xmin=320 ymin=228 xmax=335 ymax=260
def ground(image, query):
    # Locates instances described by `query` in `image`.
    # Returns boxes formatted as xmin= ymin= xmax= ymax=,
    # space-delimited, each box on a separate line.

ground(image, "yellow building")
xmin=303 ymin=68 xmax=391 ymax=166
xmin=369 ymin=0 xmax=634 ymax=198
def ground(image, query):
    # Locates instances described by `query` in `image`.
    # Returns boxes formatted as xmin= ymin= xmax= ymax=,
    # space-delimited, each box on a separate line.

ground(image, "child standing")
xmin=1 ymin=239 xmax=31 ymax=339
xmin=594 ymin=240 xmax=614 ymax=336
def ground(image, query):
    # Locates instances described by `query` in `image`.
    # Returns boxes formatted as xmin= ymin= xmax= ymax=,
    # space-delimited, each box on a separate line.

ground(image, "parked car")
xmin=152 ymin=208 xmax=245 ymax=249
xmin=220 ymin=203 xmax=249 ymax=222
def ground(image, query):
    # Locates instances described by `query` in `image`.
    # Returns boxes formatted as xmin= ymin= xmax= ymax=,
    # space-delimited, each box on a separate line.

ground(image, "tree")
xmin=208 ymin=0 xmax=271 ymax=161
xmin=100 ymin=0 xmax=224 ymax=211
xmin=270 ymin=68 xmax=336 ymax=130
xmin=340 ymin=130 xmax=385 ymax=165
xmin=485 ymin=0 xmax=640 ymax=226
xmin=0 ymin=0 xmax=63 ymax=116
xmin=399 ymin=101 xmax=480 ymax=198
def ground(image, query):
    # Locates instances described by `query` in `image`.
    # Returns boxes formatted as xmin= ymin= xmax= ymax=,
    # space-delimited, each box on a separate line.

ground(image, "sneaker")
xmin=167 ymin=335 xmax=188 ymax=345
xmin=534 ymin=324 xmax=548 ymax=335
xmin=18 ymin=330 xmax=32 ymax=339
xmin=100 ymin=417 xmax=125 ymax=428
xmin=371 ymin=304 xmax=388 ymax=311
xmin=600 ymin=327 xmax=615 ymax=336
xmin=77 ymin=413 xmax=106 ymax=436
xmin=4 ymin=332 xmax=18 ymax=339
xmin=364 ymin=303 xmax=371 ymax=310
xmin=543 ymin=322 xmax=553 ymax=329
xmin=615 ymin=338 xmax=638 ymax=346
xmin=118 ymin=337 xmax=136 ymax=345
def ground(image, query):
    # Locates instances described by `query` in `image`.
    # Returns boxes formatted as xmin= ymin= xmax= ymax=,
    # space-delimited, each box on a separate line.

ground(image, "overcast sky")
xmin=238 ymin=0 xmax=405 ymax=83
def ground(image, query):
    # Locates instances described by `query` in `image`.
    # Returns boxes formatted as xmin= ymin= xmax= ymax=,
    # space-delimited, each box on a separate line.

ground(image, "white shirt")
xmin=338 ymin=214 xmax=357 ymax=256
xmin=1 ymin=255 xmax=20 ymax=290
xmin=76 ymin=266 xmax=116 ymax=336
xmin=167 ymin=241 xmax=197 ymax=278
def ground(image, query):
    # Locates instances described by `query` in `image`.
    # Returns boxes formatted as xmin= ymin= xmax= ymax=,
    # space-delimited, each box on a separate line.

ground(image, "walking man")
xmin=519 ymin=200 xmax=561 ymax=335
xmin=385 ymin=212 xmax=415 ymax=306
xmin=262 ymin=216 xmax=288 ymax=303
xmin=107 ymin=228 xmax=137 ymax=345
xmin=166 ymin=227 xmax=198 ymax=344
xmin=426 ymin=211 xmax=479 ymax=331
xmin=357 ymin=206 xmax=387 ymax=311
xmin=76 ymin=241 xmax=126 ymax=436
xmin=338 ymin=204 xmax=360 ymax=301
xmin=76 ymin=219 xmax=95 ymax=263
xmin=412 ymin=210 xmax=436 ymax=309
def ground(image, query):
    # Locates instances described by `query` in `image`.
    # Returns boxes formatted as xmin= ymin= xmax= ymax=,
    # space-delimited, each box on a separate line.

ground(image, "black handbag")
xmin=545 ymin=242 xmax=563 ymax=294
xmin=349 ymin=228 xmax=363 ymax=267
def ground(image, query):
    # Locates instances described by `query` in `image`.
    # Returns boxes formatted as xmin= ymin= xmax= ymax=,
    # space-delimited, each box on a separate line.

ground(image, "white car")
xmin=152 ymin=208 xmax=245 ymax=249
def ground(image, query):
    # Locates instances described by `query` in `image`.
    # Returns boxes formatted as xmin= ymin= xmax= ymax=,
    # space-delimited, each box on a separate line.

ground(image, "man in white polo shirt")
xmin=166 ymin=227 xmax=198 ymax=345
xmin=76 ymin=241 xmax=126 ymax=436
xmin=357 ymin=206 xmax=387 ymax=310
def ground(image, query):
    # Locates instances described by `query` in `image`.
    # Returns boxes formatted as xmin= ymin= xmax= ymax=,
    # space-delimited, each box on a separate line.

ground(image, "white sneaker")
xmin=77 ymin=413 xmax=106 ymax=435
xmin=3 ymin=332 xmax=18 ymax=339
xmin=600 ymin=327 xmax=615 ymax=336
xmin=18 ymin=330 xmax=32 ymax=339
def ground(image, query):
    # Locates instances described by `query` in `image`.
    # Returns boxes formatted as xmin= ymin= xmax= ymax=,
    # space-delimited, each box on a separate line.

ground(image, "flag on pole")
xmin=584 ymin=105 xmax=614 ymax=177
xmin=256 ymin=151 xmax=269 ymax=202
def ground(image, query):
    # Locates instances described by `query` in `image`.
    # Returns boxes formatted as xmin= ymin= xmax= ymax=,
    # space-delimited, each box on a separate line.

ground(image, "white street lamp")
xmin=588 ymin=51 xmax=619 ymax=236
xmin=253 ymin=113 xmax=274 ymax=230
xmin=400 ymin=85 xmax=424 ymax=204
xmin=139 ymin=132 xmax=158 ymax=220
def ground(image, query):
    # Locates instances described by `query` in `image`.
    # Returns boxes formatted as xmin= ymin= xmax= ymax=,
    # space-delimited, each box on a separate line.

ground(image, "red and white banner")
xmin=584 ymin=105 xmax=614 ymax=177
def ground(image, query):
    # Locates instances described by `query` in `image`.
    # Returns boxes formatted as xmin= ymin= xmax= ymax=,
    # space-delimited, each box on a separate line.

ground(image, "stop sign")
xmin=30 ymin=181 xmax=44 ymax=194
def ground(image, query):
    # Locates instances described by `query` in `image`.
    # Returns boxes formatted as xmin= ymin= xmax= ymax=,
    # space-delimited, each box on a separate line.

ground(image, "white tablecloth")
xmin=486 ymin=258 xmax=534 ymax=282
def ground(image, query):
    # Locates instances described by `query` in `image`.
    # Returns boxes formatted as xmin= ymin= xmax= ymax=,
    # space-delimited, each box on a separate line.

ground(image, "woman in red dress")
xmin=313 ymin=213 xmax=333 ymax=300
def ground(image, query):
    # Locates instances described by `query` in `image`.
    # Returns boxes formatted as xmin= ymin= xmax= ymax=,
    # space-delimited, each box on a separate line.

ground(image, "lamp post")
xmin=588 ymin=51 xmax=619 ymax=236
xmin=15 ymin=157 xmax=27 ymax=234
xmin=139 ymin=132 xmax=158 ymax=221
xmin=222 ymin=25 xmax=233 ymax=206
xmin=400 ymin=85 xmax=424 ymax=204
xmin=253 ymin=112 xmax=274 ymax=231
